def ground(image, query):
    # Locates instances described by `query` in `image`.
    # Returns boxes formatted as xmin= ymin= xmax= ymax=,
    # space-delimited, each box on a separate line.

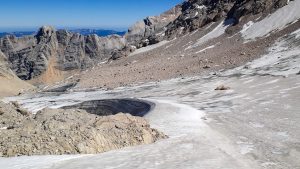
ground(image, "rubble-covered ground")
xmin=0 ymin=101 xmax=166 ymax=157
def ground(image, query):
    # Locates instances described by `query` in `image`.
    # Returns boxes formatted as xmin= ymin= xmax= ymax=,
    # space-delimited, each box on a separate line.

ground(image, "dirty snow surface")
xmin=129 ymin=40 xmax=169 ymax=56
xmin=1 ymin=30 xmax=300 ymax=169
xmin=242 ymin=0 xmax=300 ymax=40
xmin=190 ymin=19 xmax=233 ymax=48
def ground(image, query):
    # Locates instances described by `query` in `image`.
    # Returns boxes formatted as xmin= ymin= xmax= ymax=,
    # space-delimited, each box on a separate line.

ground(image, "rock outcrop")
xmin=0 ymin=49 xmax=33 ymax=97
xmin=228 ymin=0 xmax=292 ymax=22
xmin=165 ymin=0 xmax=292 ymax=38
xmin=0 ymin=101 xmax=166 ymax=157
xmin=0 ymin=26 xmax=126 ymax=81
xmin=0 ymin=49 xmax=13 ymax=77
xmin=125 ymin=5 xmax=182 ymax=48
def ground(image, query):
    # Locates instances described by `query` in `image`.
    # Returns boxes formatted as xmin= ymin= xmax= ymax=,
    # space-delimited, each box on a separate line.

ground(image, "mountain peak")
xmin=35 ymin=26 xmax=56 ymax=43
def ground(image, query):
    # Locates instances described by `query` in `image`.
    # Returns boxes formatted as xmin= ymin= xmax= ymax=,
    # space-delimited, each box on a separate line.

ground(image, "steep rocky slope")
xmin=0 ymin=50 xmax=33 ymax=97
xmin=78 ymin=0 xmax=299 ymax=89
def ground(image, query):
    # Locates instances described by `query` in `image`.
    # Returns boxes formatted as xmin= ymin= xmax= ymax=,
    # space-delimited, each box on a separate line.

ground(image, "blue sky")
xmin=0 ymin=0 xmax=183 ymax=31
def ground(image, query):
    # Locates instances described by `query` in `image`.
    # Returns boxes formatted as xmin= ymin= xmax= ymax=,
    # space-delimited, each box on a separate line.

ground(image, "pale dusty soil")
xmin=77 ymin=20 xmax=300 ymax=90
xmin=0 ymin=76 xmax=34 ymax=98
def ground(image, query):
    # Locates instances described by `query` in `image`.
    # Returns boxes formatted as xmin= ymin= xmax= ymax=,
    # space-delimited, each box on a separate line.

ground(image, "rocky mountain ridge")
xmin=0 ymin=0 xmax=293 ymax=84
xmin=0 ymin=26 xmax=126 ymax=81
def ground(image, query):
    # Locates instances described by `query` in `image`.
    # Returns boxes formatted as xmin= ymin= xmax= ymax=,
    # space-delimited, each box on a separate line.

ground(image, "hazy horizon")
xmin=0 ymin=26 xmax=129 ymax=33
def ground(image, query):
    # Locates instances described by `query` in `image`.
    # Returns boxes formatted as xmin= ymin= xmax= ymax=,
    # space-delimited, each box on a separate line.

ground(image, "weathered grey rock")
xmin=228 ymin=0 xmax=292 ymax=22
xmin=0 ymin=101 xmax=166 ymax=157
xmin=165 ymin=0 xmax=291 ymax=38
xmin=0 ymin=50 xmax=11 ymax=77
xmin=0 ymin=27 xmax=126 ymax=80
xmin=0 ymin=26 xmax=56 ymax=80
xmin=125 ymin=5 xmax=182 ymax=48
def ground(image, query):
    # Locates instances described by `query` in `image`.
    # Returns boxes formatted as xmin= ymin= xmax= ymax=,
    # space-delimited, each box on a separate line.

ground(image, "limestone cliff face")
xmin=0 ymin=26 xmax=57 ymax=80
xmin=0 ymin=49 xmax=12 ymax=77
xmin=125 ymin=5 xmax=182 ymax=48
xmin=0 ymin=26 xmax=126 ymax=80
xmin=0 ymin=49 xmax=33 ymax=97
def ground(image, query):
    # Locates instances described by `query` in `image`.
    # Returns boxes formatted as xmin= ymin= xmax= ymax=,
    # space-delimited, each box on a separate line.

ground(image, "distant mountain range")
xmin=68 ymin=29 xmax=126 ymax=36
xmin=0 ymin=29 xmax=126 ymax=38
xmin=0 ymin=31 xmax=35 ymax=38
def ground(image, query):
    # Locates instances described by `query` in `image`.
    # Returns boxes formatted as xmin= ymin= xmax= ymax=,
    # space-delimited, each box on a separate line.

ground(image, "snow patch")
xmin=192 ymin=19 xmax=234 ymax=48
xmin=240 ymin=21 xmax=254 ymax=34
xmin=194 ymin=12 xmax=199 ymax=18
xmin=195 ymin=45 xmax=216 ymax=54
xmin=129 ymin=41 xmax=169 ymax=56
xmin=291 ymin=28 xmax=300 ymax=39
xmin=242 ymin=0 xmax=300 ymax=40
xmin=195 ymin=5 xmax=206 ymax=10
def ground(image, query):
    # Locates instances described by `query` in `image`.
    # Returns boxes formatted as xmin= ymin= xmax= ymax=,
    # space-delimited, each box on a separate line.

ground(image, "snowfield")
xmin=242 ymin=0 xmax=300 ymax=39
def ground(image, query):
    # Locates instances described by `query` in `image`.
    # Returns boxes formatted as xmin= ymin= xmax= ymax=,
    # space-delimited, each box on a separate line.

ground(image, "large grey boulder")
xmin=0 ymin=49 xmax=14 ymax=77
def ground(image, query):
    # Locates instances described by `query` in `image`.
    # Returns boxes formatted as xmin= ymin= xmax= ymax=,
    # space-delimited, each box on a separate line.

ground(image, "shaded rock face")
xmin=0 ymin=101 xmax=166 ymax=157
xmin=165 ymin=0 xmax=291 ymax=38
xmin=228 ymin=0 xmax=291 ymax=22
xmin=0 ymin=50 xmax=14 ymax=77
xmin=166 ymin=0 xmax=235 ymax=37
xmin=125 ymin=5 xmax=182 ymax=48
xmin=0 ymin=26 xmax=126 ymax=80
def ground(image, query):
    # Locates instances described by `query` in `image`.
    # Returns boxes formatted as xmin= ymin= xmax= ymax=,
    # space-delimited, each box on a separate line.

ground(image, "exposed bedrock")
xmin=0 ymin=26 xmax=126 ymax=81
xmin=62 ymin=99 xmax=154 ymax=117
xmin=165 ymin=0 xmax=292 ymax=38
xmin=125 ymin=5 xmax=182 ymax=48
